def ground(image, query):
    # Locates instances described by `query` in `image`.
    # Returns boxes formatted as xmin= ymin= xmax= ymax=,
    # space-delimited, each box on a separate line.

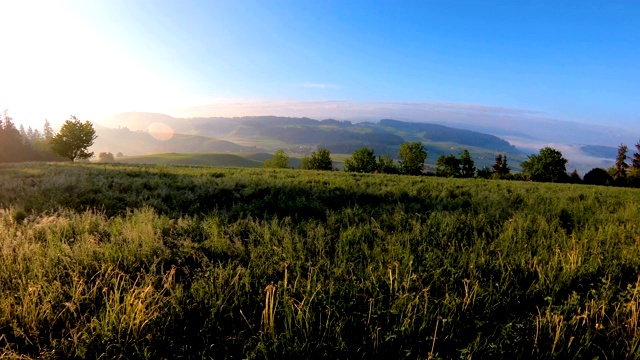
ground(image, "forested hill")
xmin=377 ymin=119 xmax=513 ymax=151
xmin=99 ymin=113 xmax=520 ymax=161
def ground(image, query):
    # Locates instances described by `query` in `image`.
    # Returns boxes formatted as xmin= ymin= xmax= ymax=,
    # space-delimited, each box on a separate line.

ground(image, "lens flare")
xmin=147 ymin=123 xmax=175 ymax=141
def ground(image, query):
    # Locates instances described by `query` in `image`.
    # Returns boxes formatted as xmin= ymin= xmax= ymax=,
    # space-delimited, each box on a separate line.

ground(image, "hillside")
xmin=2 ymin=162 xmax=640 ymax=358
xmin=97 ymin=112 xmax=524 ymax=168
xmin=119 ymin=152 xmax=304 ymax=168
xmin=92 ymin=126 xmax=262 ymax=156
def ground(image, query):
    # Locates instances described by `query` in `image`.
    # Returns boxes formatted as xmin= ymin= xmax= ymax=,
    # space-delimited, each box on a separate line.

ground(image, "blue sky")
xmin=1 ymin=1 xmax=639 ymax=129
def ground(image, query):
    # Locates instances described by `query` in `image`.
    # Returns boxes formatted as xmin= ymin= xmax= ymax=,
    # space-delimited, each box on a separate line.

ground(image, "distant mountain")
xmin=92 ymin=127 xmax=261 ymax=156
xmin=580 ymin=145 xmax=617 ymax=159
xmin=97 ymin=112 xmax=521 ymax=169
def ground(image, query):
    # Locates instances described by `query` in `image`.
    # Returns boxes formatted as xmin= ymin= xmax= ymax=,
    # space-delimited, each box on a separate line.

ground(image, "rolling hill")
xmin=96 ymin=112 xmax=524 ymax=169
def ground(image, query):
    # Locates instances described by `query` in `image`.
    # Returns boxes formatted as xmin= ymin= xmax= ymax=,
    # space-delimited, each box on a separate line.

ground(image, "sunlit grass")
xmin=1 ymin=162 xmax=640 ymax=358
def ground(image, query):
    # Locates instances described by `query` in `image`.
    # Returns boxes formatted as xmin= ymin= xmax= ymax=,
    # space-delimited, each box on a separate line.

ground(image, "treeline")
xmin=265 ymin=141 xmax=640 ymax=188
xmin=0 ymin=111 xmax=62 ymax=163
xmin=264 ymin=141 xmax=428 ymax=176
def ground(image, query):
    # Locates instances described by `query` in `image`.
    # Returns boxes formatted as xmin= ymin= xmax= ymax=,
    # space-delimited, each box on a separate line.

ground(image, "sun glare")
xmin=147 ymin=122 xmax=175 ymax=141
xmin=0 ymin=2 xmax=185 ymax=128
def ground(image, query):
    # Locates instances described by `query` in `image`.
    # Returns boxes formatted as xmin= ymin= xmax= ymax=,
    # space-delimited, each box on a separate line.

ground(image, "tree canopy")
xmin=263 ymin=149 xmax=290 ymax=169
xmin=521 ymin=147 xmax=568 ymax=182
xmin=51 ymin=116 xmax=98 ymax=162
xmin=492 ymin=154 xmax=510 ymax=176
xmin=633 ymin=141 xmax=640 ymax=170
xmin=376 ymin=154 xmax=398 ymax=174
xmin=301 ymin=148 xmax=333 ymax=170
xmin=435 ymin=154 xmax=461 ymax=177
xmin=583 ymin=168 xmax=613 ymax=186
xmin=458 ymin=150 xmax=476 ymax=178
xmin=398 ymin=141 xmax=427 ymax=175
xmin=344 ymin=147 xmax=377 ymax=173
xmin=615 ymin=144 xmax=629 ymax=179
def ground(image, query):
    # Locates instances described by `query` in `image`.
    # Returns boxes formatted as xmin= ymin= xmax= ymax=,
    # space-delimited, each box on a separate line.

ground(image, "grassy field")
xmin=118 ymin=152 xmax=266 ymax=167
xmin=118 ymin=152 xmax=345 ymax=169
xmin=1 ymin=162 xmax=640 ymax=358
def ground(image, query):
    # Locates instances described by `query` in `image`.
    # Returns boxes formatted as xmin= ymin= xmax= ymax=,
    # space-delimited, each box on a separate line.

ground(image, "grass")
xmin=118 ymin=152 xmax=265 ymax=167
xmin=1 ymin=162 xmax=640 ymax=358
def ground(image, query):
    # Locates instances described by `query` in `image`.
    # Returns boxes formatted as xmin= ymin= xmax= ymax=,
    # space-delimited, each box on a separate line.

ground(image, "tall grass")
xmin=1 ymin=162 xmax=640 ymax=358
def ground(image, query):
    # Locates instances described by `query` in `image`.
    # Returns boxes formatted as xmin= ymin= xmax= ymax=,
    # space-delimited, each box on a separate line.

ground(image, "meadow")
xmin=1 ymin=162 xmax=640 ymax=359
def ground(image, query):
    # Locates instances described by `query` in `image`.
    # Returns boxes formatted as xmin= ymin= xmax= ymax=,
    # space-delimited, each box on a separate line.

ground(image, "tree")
xmin=398 ymin=141 xmax=427 ymax=175
xmin=615 ymin=144 xmax=629 ymax=179
xmin=98 ymin=152 xmax=115 ymax=162
xmin=376 ymin=154 xmax=398 ymax=174
xmin=116 ymin=152 xmax=125 ymax=158
xmin=520 ymin=147 xmax=568 ymax=182
xmin=435 ymin=154 xmax=461 ymax=177
xmin=301 ymin=147 xmax=333 ymax=170
xmin=458 ymin=149 xmax=476 ymax=178
xmin=51 ymin=116 xmax=97 ymax=162
xmin=583 ymin=168 xmax=613 ymax=186
xmin=492 ymin=154 xmax=510 ymax=176
xmin=631 ymin=141 xmax=640 ymax=170
xmin=568 ymin=169 xmax=582 ymax=184
xmin=263 ymin=149 xmax=290 ymax=168
xmin=476 ymin=167 xmax=493 ymax=179
xmin=43 ymin=119 xmax=54 ymax=141
xmin=344 ymin=147 xmax=377 ymax=173
xmin=0 ymin=110 xmax=30 ymax=163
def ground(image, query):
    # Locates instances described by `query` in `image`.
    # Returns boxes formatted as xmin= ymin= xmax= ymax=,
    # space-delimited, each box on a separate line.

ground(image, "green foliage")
xmin=492 ymin=153 xmax=510 ymax=176
xmin=615 ymin=144 xmax=630 ymax=179
xmin=376 ymin=154 xmax=398 ymax=174
xmin=476 ymin=166 xmax=493 ymax=179
xmin=0 ymin=111 xmax=61 ymax=163
xmin=3 ymin=162 xmax=640 ymax=358
xmin=633 ymin=140 xmax=640 ymax=170
xmin=583 ymin=167 xmax=613 ymax=186
xmin=458 ymin=149 xmax=476 ymax=178
xmin=98 ymin=152 xmax=115 ymax=163
xmin=398 ymin=141 xmax=427 ymax=175
xmin=51 ymin=116 xmax=97 ymax=162
xmin=344 ymin=147 xmax=377 ymax=173
xmin=521 ymin=147 xmax=568 ymax=182
xmin=435 ymin=153 xmax=461 ymax=177
xmin=435 ymin=149 xmax=475 ymax=178
xmin=300 ymin=147 xmax=333 ymax=170
xmin=568 ymin=169 xmax=582 ymax=184
xmin=263 ymin=149 xmax=290 ymax=169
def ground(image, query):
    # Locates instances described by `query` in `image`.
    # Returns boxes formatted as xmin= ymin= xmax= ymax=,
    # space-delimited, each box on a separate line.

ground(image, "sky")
xmin=1 ymin=0 xmax=639 ymax=130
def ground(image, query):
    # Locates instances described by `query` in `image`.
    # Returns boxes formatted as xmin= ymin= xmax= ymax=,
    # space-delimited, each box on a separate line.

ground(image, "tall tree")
xmin=301 ymin=147 xmax=333 ymax=170
xmin=633 ymin=140 xmax=640 ymax=170
xmin=492 ymin=154 xmax=510 ymax=175
xmin=615 ymin=144 xmax=629 ymax=179
xmin=376 ymin=154 xmax=398 ymax=174
xmin=263 ymin=149 xmax=290 ymax=168
xmin=344 ymin=147 xmax=377 ymax=173
xmin=51 ymin=116 xmax=98 ymax=162
xmin=398 ymin=141 xmax=427 ymax=175
xmin=435 ymin=154 xmax=461 ymax=177
xmin=19 ymin=124 xmax=27 ymax=140
xmin=521 ymin=147 xmax=568 ymax=182
xmin=43 ymin=119 xmax=54 ymax=141
xmin=458 ymin=149 xmax=476 ymax=178
xmin=0 ymin=110 xmax=29 ymax=163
